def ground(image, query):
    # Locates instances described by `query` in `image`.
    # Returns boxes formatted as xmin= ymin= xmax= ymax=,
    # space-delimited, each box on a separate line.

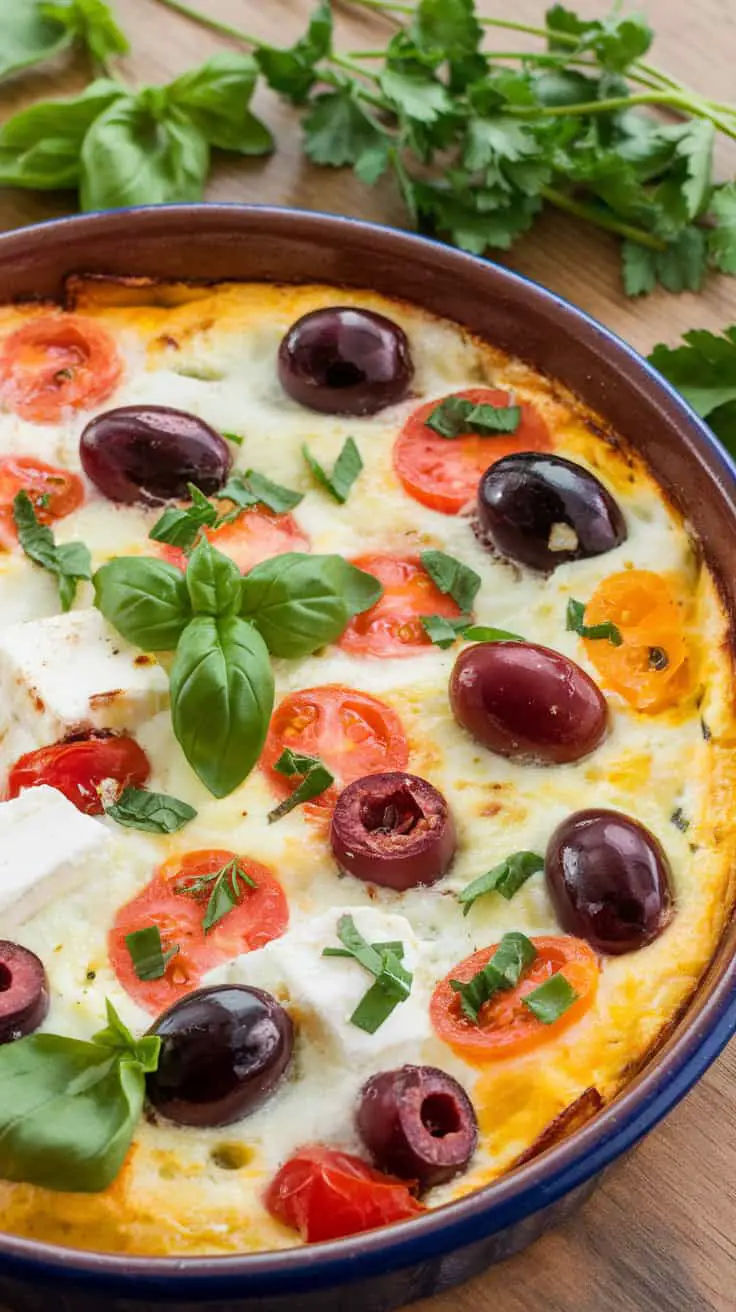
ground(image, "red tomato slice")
xmin=430 ymin=936 xmax=599 ymax=1063
xmin=0 ymin=315 xmax=122 ymax=424
xmin=160 ymin=503 xmax=310 ymax=575
xmin=261 ymin=684 xmax=409 ymax=813
xmin=265 ymin=1146 xmax=423 ymax=1242
xmin=109 ymin=849 xmax=289 ymax=1014
xmin=0 ymin=455 xmax=85 ymax=549
xmin=393 ymin=387 xmax=552 ymax=515
xmin=339 ymin=554 xmax=462 ymax=656
xmin=6 ymin=732 xmax=150 ymax=815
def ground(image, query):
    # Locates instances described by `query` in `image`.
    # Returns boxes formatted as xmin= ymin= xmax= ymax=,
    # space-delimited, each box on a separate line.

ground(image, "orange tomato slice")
xmin=581 ymin=570 xmax=690 ymax=712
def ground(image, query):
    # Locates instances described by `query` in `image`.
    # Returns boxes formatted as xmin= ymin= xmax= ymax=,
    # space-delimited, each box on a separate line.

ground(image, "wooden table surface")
xmin=1 ymin=2 xmax=735 ymax=1309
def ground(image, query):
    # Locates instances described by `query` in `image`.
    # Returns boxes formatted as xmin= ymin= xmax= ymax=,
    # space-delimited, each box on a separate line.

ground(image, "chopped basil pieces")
xmin=125 ymin=926 xmax=179 ymax=981
xmin=322 ymin=914 xmax=412 ymax=1034
xmin=267 ymin=747 xmax=334 ymax=822
xmin=149 ymin=473 xmax=303 ymax=553
xmin=302 ymin=436 xmax=363 ymax=504
xmin=222 ymin=470 xmax=303 ymax=514
xmin=105 ymin=787 xmax=197 ymax=833
xmin=458 ymin=851 xmax=545 ymax=915
xmin=463 ymin=624 xmax=524 ymax=643
xmin=670 ymin=807 xmax=690 ymax=832
xmin=451 ymin=931 xmax=537 ymax=1023
xmin=420 ymin=549 xmax=481 ymax=613
xmin=221 ymin=430 xmax=244 ymax=445
xmin=566 ymin=597 xmax=623 ymax=646
xmin=13 ymin=490 xmax=92 ymax=612
xmin=522 ymin=972 xmax=579 ymax=1024
xmin=425 ymin=395 xmax=521 ymax=439
xmin=420 ymin=614 xmax=525 ymax=649
xmin=175 ymin=857 xmax=257 ymax=932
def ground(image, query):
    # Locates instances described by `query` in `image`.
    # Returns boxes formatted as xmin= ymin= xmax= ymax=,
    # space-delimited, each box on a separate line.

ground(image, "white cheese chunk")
xmin=0 ymin=608 xmax=168 ymax=752
xmin=0 ymin=785 xmax=112 ymax=926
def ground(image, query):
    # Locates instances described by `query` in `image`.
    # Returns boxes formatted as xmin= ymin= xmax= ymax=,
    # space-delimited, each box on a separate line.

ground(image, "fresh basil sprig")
xmin=458 ymin=851 xmax=544 ymax=915
xmin=451 ymin=931 xmax=537 ymax=1023
xmin=125 ymin=925 xmax=179 ymax=980
xmin=0 ymin=1000 xmax=159 ymax=1193
xmin=13 ymin=490 xmax=92 ymax=613
xmin=0 ymin=0 xmax=128 ymax=82
xmin=322 ymin=914 xmax=413 ymax=1035
xmin=267 ymin=748 xmax=334 ymax=822
xmin=240 ymin=552 xmax=382 ymax=658
xmin=566 ymin=597 xmax=623 ymax=645
xmin=302 ymin=437 xmax=363 ymax=504
xmin=425 ymin=396 xmax=521 ymax=438
xmin=105 ymin=787 xmax=197 ymax=834
xmin=420 ymin=549 xmax=481 ymax=613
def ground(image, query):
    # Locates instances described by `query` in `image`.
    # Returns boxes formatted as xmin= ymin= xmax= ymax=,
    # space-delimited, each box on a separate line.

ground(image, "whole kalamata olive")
xmin=477 ymin=453 xmax=627 ymax=572
xmin=79 ymin=405 xmax=232 ymax=504
xmin=0 ymin=941 xmax=49 ymax=1043
xmin=546 ymin=808 xmax=673 ymax=954
xmin=450 ymin=641 xmax=608 ymax=765
xmin=278 ymin=307 xmax=414 ymax=415
xmin=330 ymin=772 xmax=456 ymax=891
xmin=146 ymin=985 xmax=293 ymax=1127
xmin=357 ymin=1065 xmax=478 ymax=1189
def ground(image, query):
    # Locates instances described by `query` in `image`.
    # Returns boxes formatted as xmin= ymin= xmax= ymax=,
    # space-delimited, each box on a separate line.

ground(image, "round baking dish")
xmin=0 ymin=205 xmax=733 ymax=1312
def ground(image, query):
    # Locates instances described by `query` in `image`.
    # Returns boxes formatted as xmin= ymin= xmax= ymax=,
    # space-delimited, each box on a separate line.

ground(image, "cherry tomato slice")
xmin=6 ymin=732 xmax=150 ymax=815
xmin=393 ymin=387 xmax=552 ymax=515
xmin=261 ymin=684 xmax=409 ymax=813
xmin=338 ymin=554 xmax=462 ymax=656
xmin=265 ymin=1145 xmax=423 ymax=1243
xmin=0 ymin=315 xmax=122 ymax=424
xmin=160 ymin=504 xmax=310 ymax=574
xmin=0 ymin=455 xmax=85 ymax=549
xmin=430 ymin=936 xmax=599 ymax=1062
xmin=109 ymin=849 xmax=289 ymax=1014
xmin=581 ymin=570 xmax=690 ymax=712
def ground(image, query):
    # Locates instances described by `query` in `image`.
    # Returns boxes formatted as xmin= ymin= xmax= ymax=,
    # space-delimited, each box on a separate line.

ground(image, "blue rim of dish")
xmin=0 ymin=203 xmax=733 ymax=1294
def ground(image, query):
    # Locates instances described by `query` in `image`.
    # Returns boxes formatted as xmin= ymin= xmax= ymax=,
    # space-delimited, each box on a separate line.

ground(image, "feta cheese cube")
xmin=0 ymin=608 xmax=168 ymax=751
xmin=0 ymin=785 xmax=112 ymax=926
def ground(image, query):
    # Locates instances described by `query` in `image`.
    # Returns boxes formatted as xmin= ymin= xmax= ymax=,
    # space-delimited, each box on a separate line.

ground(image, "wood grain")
xmin=0 ymin=2 xmax=735 ymax=1308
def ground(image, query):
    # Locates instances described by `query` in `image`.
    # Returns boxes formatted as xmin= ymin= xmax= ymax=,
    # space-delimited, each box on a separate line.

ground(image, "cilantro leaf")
xmin=621 ymin=240 xmax=657 ymax=297
xmin=709 ymin=184 xmax=736 ymax=275
xmin=379 ymin=68 xmax=452 ymax=125
xmin=304 ymin=89 xmax=387 ymax=170
xmin=648 ymin=327 xmax=736 ymax=455
xmin=545 ymin=5 xmax=653 ymax=72
xmin=255 ymin=0 xmax=332 ymax=105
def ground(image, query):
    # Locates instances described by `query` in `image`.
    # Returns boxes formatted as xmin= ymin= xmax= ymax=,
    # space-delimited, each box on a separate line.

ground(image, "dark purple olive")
xmin=357 ymin=1065 xmax=478 ymax=1189
xmin=79 ymin=404 xmax=232 ymax=505
xmin=477 ymin=453 xmax=627 ymax=572
xmin=0 ymin=941 xmax=49 ymax=1043
xmin=330 ymin=772 xmax=456 ymax=891
xmin=546 ymin=808 xmax=674 ymax=954
xmin=450 ymin=641 xmax=608 ymax=765
xmin=146 ymin=985 xmax=293 ymax=1127
xmin=277 ymin=307 xmax=414 ymax=415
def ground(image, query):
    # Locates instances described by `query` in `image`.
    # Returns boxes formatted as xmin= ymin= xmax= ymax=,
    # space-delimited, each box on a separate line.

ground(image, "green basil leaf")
xmin=170 ymin=615 xmax=274 ymax=797
xmin=92 ymin=999 xmax=160 ymax=1070
xmin=0 ymin=80 xmax=123 ymax=189
xmin=80 ymin=95 xmax=209 ymax=211
xmin=94 ymin=555 xmax=192 ymax=650
xmin=0 ymin=5 xmax=70 ymax=80
xmin=302 ymin=437 xmax=363 ymax=504
xmin=462 ymin=624 xmax=525 ymax=643
xmin=425 ymin=395 xmax=521 ymax=438
xmin=566 ymin=596 xmax=623 ymax=645
xmin=522 ymin=971 xmax=579 ymax=1023
xmin=167 ymin=51 xmax=273 ymax=155
xmin=185 ymin=538 xmax=242 ymax=617
xmin=13 ymin=491 xmax=91 ymax=613
xmin=0 ymin=1000 xmax=158 ymax=1193
xmin=450 ymin=931 xmax=536 ymax=1022
xmin=106 ymin=787 xmax=197 ymax=834
xmin=419 ymin=613 xmax=471 ymax=648
xmin=420 ymin=548 xmax=481 ymax=612
xmin=125 ymin=925 xmax=179 ymax=980
xmin=458 ymin=851 xmax=545 ymax=915
xmin=40 ymin=0 xmax=130 ymax=63
xmin=240 ymin=553 xmax=381 ymax=658
xmin=150 ymin=483 xmax=220 ymax=553
xmin=221 ymin=470 xmax=303 ymax=513
xmin=267 ymin=747 xmax=334 ymax=822
xmin=323 ymin=914 xmax=413 ymax=1033
xmin=222 ymin=430 xmax=244 ymax=446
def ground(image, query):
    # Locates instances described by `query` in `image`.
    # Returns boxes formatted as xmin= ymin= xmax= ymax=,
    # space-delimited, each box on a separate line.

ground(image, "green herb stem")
xmin=151 ymin=0 xmax=263 ymax=45
xmin=540 ymin=185 xmax=667 ymax=251
xmin=510 ymin=91 xmax=736 ymax=141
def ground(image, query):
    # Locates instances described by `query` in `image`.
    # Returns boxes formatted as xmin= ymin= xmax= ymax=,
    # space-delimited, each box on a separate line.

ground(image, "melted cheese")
xmin=0 ymin=281 xmax=733 ymax=1257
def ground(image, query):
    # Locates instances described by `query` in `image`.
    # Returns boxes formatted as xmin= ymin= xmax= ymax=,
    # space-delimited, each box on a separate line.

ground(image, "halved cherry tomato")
xmin=261 ymin=684 xmax=409 ymax=813
xmin=0 ymin=455 xmax=85 ymax=549
xmin=431 ymin=936 xmax=599 ymax=1062
xmin=265 ymin=1146 xmax=423 ymax=1243
xmin=339 ymin=554 xmax=462 ymax=656
xmin=581 ymin=570 xmax=690 ymax=712
xmin=0 ymin=315 xmax=122 ymax=424
xmin=109 ymin=849 xmax=289 ymax=1014
xmin=393 ymin=388 xmax=552 ymax=515
xmin=6 ymin=732 xmax=150 ymax=815
xmin=160 ymin=504 xmax=310 ymax=574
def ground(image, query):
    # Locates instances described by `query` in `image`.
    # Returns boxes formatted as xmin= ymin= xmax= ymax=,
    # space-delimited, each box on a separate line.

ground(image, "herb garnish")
xmin=671 ymin=806 xmax=690 ymax=833
xmin=0 ymin=0 xmax=129 ymax=81
xmin=425 ymin=395 xmax=521 ymax=438
xmin=420 ymin=549 xmax=481 ymax=613
xmin=522 ymin=972 xmax=579 ymax=1023
xmin=267 ymin=748 xmax=334 ymax=823
xmin=420 ymin=614 xmax=524 ymax=649
xmin=648 ymin=326 xmax=736 ymax=455
xmin=566 ymin=597 xmax=623 ymax=645
xmin=458 ymin=851 xmax=545 ymax=915
xmin=302 ymin=437 xmax=363 ymax=504
xmin=105 ymin=787 xmax=197 ymax=833
xmin=221 ymin=430 xmax=244 ymax=446
xmin=13 ymin=490 xmax=92 ymax=612
xmin=149 ymin=472 xmax=303 ymax=554
xmin=451 ymin=931 xmax=537 ymax=1023
xmin=176 ymin=857 xmax=257 ymax=932
xmin=125 ymin=926 xmax=179 ymax=981
xmin=220 ymin=470 xmax=304 ymax=514
xmin=322 ymin=914 xmax=413 ymax=1034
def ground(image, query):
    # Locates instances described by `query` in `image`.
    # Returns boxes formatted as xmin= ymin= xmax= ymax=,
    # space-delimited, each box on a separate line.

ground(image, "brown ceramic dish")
xmin=0 ymin=205 xmax=734 ymax=1312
